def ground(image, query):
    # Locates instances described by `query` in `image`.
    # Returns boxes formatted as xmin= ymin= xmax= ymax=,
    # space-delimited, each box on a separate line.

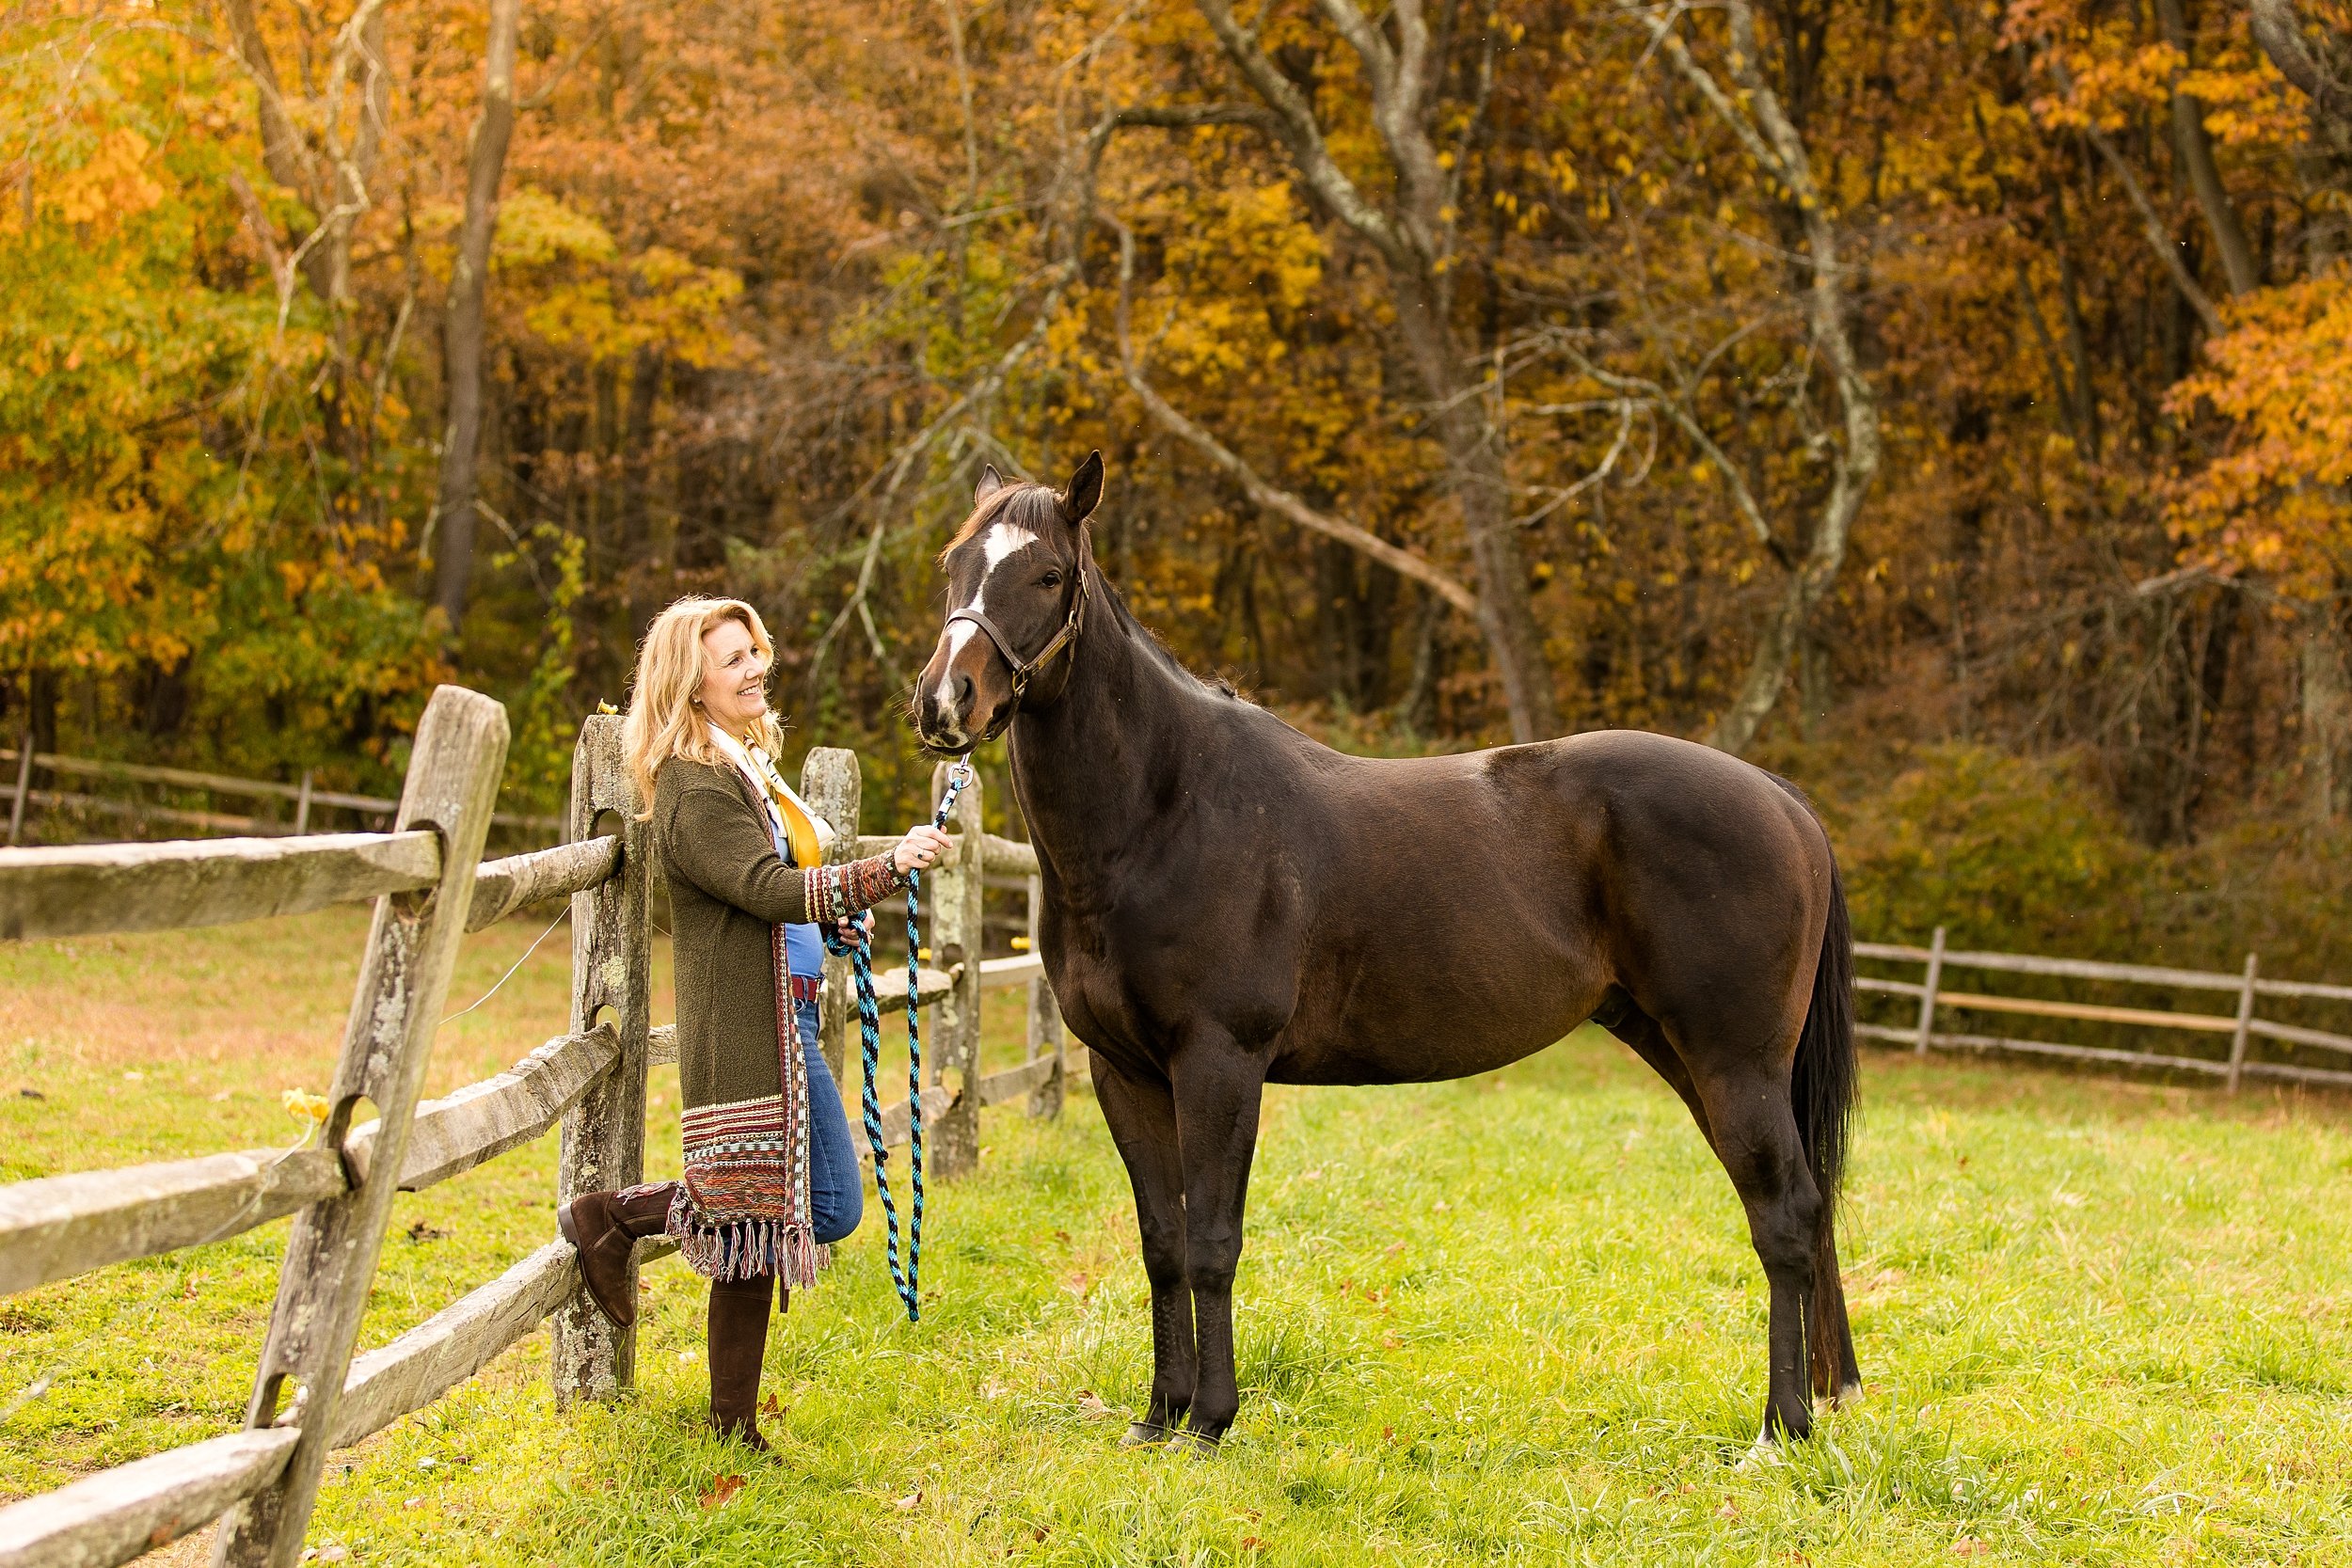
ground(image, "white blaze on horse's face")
xmin=926 ymin=519 xmax=1041 ymax=746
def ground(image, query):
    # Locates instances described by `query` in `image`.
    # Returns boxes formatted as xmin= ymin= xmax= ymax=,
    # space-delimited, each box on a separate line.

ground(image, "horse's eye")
xmin=1040 ymin=571 xmax=1062 ymax=588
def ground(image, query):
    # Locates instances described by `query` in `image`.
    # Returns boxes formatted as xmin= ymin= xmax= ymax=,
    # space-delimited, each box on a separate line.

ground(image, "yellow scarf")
xmin=709 ymin=724 xmax=827 ymax=869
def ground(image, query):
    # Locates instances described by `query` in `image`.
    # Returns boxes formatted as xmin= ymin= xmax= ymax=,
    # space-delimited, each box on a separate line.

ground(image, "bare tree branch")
xmin=1114 ymin=228 xmax=1481 ymax=616
xmin=2250 ymin=0 xmax=2352 ymax=124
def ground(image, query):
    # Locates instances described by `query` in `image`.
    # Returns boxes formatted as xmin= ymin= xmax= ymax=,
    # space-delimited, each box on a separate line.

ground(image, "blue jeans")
xmin=797 ymin=996 xmax=864 ymax=1244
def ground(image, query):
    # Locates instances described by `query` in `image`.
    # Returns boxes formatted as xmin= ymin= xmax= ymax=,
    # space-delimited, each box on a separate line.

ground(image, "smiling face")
xmin=696 ymin=614 xmax=771 ymax=735
xmin=914 ymin=452 xmax=1104 ymax=752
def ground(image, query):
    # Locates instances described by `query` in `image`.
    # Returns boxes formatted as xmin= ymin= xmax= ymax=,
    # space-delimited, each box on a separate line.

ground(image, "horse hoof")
xmin=1120 ymin=1422 xmax=1168 ymax=1448
xmin=1163 ymin=1429 xmax=1222 ymax=1459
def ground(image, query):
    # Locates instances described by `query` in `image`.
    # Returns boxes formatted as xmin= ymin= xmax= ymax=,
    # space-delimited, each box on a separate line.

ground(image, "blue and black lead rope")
xmin=823 ymin=759 xmax=971 ymax=1323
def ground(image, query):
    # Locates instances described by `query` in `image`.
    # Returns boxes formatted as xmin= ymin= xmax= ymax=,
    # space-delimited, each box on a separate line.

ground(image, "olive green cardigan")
xmin=651 ymin=755 xmax=904 ymax=1280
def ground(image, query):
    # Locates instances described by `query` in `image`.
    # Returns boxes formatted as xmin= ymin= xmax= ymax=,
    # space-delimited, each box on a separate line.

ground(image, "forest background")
xmin=5 ymin=0 xmax=2352 ymax=974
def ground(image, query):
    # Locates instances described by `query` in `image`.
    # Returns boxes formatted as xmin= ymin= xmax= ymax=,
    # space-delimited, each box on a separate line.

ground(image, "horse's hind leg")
xmin=1597 ymin=994 xmax=1717 ymax=1152
xmin=1688 ymin=1062 xmax=1824 ymax=1444
xmin=1092 ymin=1057 xmax=1197 ymax=1444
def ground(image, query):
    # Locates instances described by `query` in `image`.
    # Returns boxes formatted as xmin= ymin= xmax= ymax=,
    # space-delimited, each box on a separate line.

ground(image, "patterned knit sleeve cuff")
xmin=802 ymin=854 xmax=907 ymax=923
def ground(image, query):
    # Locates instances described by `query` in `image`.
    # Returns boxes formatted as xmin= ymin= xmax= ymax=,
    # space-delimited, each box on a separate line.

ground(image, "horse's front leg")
xmin=1091 ymin=1054 xmax=1196 ymax=1444
xmin=1168 ymin=1036 xmax=1267 ymax=1451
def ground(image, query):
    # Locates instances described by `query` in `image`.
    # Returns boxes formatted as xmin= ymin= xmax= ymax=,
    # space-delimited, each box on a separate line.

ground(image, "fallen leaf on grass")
xmin=1950 ymin=1540 xmax=1991 ymax=1558
xmin=700 ymin=1474 xmax=745 ymax=1511
xmin=1716 ymin=1501 xmax=1740 ymax=1521
xmin=1076 ymin=1390 xmax=1111 ymax=1418
xmin=892 ymin=1489 xmax=923 ymax=1512
xmin=1384 ymin=1241 xmax=1406 ymax=1257
xmin=1240 ymin=1537 xmax=1263 ymax=1551
xmin=405 ymin=1221 xmax=449 ymax=1243
xmin=760 ymin=1393 xmax=784 ymax=1418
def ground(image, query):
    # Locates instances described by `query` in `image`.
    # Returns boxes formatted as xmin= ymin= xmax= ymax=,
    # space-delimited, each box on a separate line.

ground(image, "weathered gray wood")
xmin=1852 ymin=939 xmax=2256 ymax=994
xmin=551 ymin=715 xmax=652 ymax=1407
xmin=1024 ymin=872 xmax=1064 ymax=1119
xmin=977 ymin=1053 xmax=1059 ymax=1108
xmin=2241 ymin=1058 xmax=2352 ymax=1088
xmin=879 ymin=1085 xmax=958 ymax=1148
xmin=0 ymin=832 xmax=437 ymax=942
xmin=875 ymin=964 xmax=959 ymax=1006
xmin=0 ymin=1148 xmax=344 ymax=1298
xmin=2246 ymin=1016 xmax=2352 ymax=1054
xmin=802 ymin=749 xmax=862 ymax=1087
xmin=2253 ymin=974 xmax=2352 ymax=1004
xmin=979 ymin=953 xmax=1044 ymax=987
xmin=467 ymin=836 xmax=620 ymax=931
xmin=343 ymin=1026 xmax=619 ymax=1192
xmin=1853 ymin=975 xmax=1928 ymax=998
xmin=2227 ymin=953 xmax=2260 ymax=1092
xmin=330 ymin=1242 xmax=577 ymax=1449
xmin=215 ymin=685 xmax=508 ymax=1568
xmin=7 ymin=733 xmax=29 ymax=845
xmin=0 ymin=1427 xmax=301 ymax=1568
xmin=1913 ymin=926 xmax=1945 ymax=1055
xmin=928 ymin=765 xmax=984 ymax=1179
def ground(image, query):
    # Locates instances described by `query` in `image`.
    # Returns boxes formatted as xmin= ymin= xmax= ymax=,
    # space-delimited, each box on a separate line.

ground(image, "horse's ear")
xmin=973 ymin=464 xmax=1006 ymax=507
xmin=1063 ymin=451 xmax=1104 ymax=523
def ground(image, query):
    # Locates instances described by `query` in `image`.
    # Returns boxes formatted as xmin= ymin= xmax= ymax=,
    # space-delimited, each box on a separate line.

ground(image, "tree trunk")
xmin=2303 ymin=605 xmax=2351 ymax=825
xmin=2153 ymin=0 xmax=2260 ymax=296
xmin=431 ymin=0 xmax=523 ymax=632
xmin=1391 ymin=275 xmax=1559 ymax=742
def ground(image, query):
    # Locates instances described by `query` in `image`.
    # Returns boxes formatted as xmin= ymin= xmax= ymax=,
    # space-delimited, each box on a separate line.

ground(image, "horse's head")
xmin=914 ymin=451 xmax=1104 ymax=753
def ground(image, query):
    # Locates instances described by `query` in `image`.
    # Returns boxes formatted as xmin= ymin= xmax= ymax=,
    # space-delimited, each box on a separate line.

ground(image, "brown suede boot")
xmin=556 ymin=1182 xmax=674 ymax=1328
xmin=707 ymin=1275 xmax=777 ymax=1450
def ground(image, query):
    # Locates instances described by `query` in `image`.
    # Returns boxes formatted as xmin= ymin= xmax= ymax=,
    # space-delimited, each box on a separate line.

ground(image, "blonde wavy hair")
xmin=623 ymin=595 xmax=783 ymax=815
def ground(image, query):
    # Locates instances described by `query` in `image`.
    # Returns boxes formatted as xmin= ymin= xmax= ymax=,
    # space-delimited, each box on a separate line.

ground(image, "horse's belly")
xmin=1265 ymin=979 xmax=1594 ymax=1085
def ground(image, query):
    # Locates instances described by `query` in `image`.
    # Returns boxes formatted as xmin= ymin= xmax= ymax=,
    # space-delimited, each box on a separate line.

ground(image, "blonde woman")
xmin=558 ymin=595 xmax=951 ymax=1449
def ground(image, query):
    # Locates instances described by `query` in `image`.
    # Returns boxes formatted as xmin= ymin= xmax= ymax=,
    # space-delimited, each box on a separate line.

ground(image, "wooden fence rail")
xmin=0 ymin=707 xmax=1069 ymax=1568
xmin=3 ymin=743 xmax=563 ymax=847
xmin=1856 ymin=930 xmax=2352 ymax=1091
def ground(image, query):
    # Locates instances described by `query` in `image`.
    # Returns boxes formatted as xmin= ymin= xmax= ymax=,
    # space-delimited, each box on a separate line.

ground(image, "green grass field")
xmin=5 ymin=911 xmax=2351 ymax=1565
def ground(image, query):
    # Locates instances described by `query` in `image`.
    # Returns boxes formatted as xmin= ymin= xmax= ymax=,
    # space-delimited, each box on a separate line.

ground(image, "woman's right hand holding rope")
xmin=893 ymin=823 xmax=951 ymax=875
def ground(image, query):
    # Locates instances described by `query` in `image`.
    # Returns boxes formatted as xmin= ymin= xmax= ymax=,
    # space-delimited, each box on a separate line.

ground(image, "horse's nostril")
xmin=954 ymin=673 xmax=974 ymax=710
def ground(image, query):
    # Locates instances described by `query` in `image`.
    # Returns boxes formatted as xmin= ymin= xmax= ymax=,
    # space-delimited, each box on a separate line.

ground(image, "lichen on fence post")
xmin=930 ymin=762 xmax=984 ymax=1178
xmin=802 ymin=747 xmax=862 ymax=1091
xmin=213 ymin=686 xmax=508 ymax=1568
xmin=550 ymin=715 xmax=651 ymax=1406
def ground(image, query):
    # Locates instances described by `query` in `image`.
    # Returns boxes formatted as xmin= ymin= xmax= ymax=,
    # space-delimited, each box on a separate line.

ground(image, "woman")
xmin=558 ymin=594 xmax=951 ymax=1449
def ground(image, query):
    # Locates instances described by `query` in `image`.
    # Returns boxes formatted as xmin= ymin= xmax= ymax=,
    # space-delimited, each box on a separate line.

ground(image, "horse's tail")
xmin=1772 ymin=776 xmax=1860 ymax=1400
xmin=1793 ymin=851 xmax=1855 ymax=1216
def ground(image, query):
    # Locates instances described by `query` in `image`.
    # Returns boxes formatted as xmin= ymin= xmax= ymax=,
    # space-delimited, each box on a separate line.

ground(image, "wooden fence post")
xmin=1914 ymin=925 xmax=1947 ymax=1056
xmin=550 ymin=715 xmax=652 ymax=1405
xmin=294 ymin=769 xmax=313 ymax=836
xmin=2227 ymin=952 xmax=2261 ymax=1093
xmin=8 ymin=733 xmax=31 ymax=846
xmin=930 ymin=762 xmax=984 ymax=1179
xmin=212 ymin=687 xmax=508 ymax=1568
xmin=802 ymin=747 xmax=862 ymax=1090
xmin=1025 ymin=871 xmax=1064 ymax=1117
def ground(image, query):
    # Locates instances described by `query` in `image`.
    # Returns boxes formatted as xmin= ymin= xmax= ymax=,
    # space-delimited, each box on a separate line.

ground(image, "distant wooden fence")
xmin=2 ymin=740 xmax=563 ymax=846
xmin=1856 ymin=928 xmax=2352 ymax=1091
xmin=0 ymin=694 xmax=1069 ymax=1568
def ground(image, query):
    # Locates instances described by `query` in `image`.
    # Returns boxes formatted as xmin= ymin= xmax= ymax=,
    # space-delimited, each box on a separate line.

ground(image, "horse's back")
xmin=1264 ymin=729 xmax=1832 ymax=1083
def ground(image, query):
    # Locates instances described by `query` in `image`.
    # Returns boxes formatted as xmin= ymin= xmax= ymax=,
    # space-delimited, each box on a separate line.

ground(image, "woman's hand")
xmin=834 ymin=911 xmax=874 ymax=948
xmin=893 ymin=824 xmax=952 ymax=875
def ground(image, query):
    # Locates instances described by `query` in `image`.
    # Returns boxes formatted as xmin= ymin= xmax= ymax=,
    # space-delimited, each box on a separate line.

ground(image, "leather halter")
xmin=944 ymin=546 xmax=1089 ymax=735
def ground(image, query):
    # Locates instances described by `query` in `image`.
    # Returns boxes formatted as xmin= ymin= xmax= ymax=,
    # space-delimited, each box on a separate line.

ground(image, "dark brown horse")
xmin=914 ymin=452 xmax=1860 ymax=1451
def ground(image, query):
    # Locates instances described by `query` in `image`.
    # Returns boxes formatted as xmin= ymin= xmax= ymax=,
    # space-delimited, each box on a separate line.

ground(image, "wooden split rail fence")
xmin=1856 ymin=928 xmax=2352 ymax=1091
xmin=3 ymin=742 xmax=563 ymax=846
xmin=0 ymin=692 xmax=1070 ymax=1568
